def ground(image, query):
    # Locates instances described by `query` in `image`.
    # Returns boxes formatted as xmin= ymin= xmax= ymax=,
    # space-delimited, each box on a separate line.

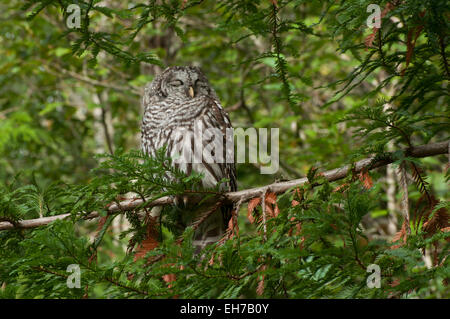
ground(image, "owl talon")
xmin=172 ymin=195 xmax=189 ymax=208
xmin=183 ymin=195 xmax=189 ymax=207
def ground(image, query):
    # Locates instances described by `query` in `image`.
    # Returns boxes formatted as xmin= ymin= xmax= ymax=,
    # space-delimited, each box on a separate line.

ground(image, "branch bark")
xmin=0 ymin=140 xmax=448 ymax=231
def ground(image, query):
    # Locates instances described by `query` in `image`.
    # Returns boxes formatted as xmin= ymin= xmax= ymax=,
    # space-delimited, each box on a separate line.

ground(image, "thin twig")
xmin=261 ymin=190 xmax=267 ymax=242
xmin=43 ymin=63 xmax=141 ymax=96
xmin=398 ymin=162 xmax=411 ymax=235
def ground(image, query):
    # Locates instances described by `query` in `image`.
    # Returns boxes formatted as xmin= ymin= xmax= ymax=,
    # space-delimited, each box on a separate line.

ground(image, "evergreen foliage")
xmin=0 ymin=0 xmax=448 ymax=298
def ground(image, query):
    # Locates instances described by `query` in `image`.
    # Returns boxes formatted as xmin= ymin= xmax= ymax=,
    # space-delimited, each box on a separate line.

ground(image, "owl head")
xmin=144 ymin=66 xmax=217 ymax=104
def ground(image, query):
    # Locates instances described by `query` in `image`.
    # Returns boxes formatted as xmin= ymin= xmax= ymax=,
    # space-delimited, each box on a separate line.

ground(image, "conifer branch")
xmin=0 ymin=140 xmax=448 ymax=231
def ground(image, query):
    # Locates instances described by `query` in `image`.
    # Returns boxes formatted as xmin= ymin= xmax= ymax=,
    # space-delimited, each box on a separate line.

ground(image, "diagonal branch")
xmin=42 ymin=63 xmax=142 ymax=96
xmin=0 ymin=140 xmax=448 ymax=231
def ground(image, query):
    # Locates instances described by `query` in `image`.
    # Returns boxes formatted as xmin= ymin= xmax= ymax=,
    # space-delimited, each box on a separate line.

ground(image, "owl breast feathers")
xmin=140 ymin=66 xmax=236 ymax=253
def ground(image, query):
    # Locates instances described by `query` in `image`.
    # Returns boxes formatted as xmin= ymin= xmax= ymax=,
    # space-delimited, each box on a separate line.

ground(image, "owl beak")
xmin=188 ymin=86 xmax=195 ymax=98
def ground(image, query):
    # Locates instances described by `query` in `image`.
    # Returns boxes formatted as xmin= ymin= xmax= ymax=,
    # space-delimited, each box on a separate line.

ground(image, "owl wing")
xmin=178 ymin=96 xmax=238 ymax=205
xmin=197 ymin=98 xmax=237 ymax=231
xmin=201 ymin=97 xmax=237 ymax=193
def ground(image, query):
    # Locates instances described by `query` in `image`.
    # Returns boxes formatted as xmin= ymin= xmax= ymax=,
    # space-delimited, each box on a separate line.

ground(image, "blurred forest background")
xmin=0 ymin=0 xmax=448 ymax=299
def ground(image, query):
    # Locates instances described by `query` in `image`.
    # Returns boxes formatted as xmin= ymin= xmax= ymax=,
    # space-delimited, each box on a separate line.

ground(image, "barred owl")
xmin=141 ymin=66 xmax=237 ymax=254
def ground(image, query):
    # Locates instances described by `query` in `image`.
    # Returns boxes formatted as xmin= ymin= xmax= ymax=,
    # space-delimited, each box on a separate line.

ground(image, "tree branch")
xmin=0 ymin=140 xmax=448 ymax=231
xmin=42 ymin=63 xmax=142 ymax=96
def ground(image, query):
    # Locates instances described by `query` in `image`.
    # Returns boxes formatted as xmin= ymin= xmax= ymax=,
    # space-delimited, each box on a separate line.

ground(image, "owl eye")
xmin=169 ymin=80 xmax=183 ymax=87
xmin=195 ymin=80 xmax=208 ymax=89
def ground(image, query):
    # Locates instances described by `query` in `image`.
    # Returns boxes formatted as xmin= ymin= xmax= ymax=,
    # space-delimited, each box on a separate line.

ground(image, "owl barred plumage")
xmin=141 ymin=66 xmax=237 ymax=254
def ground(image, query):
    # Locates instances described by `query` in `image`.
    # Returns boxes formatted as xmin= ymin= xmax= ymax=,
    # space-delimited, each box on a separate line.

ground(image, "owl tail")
xmin=174 ymin=197 xmax=233 ymax=256
xmin=192 ymin=207 xmax=227 ymax=255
